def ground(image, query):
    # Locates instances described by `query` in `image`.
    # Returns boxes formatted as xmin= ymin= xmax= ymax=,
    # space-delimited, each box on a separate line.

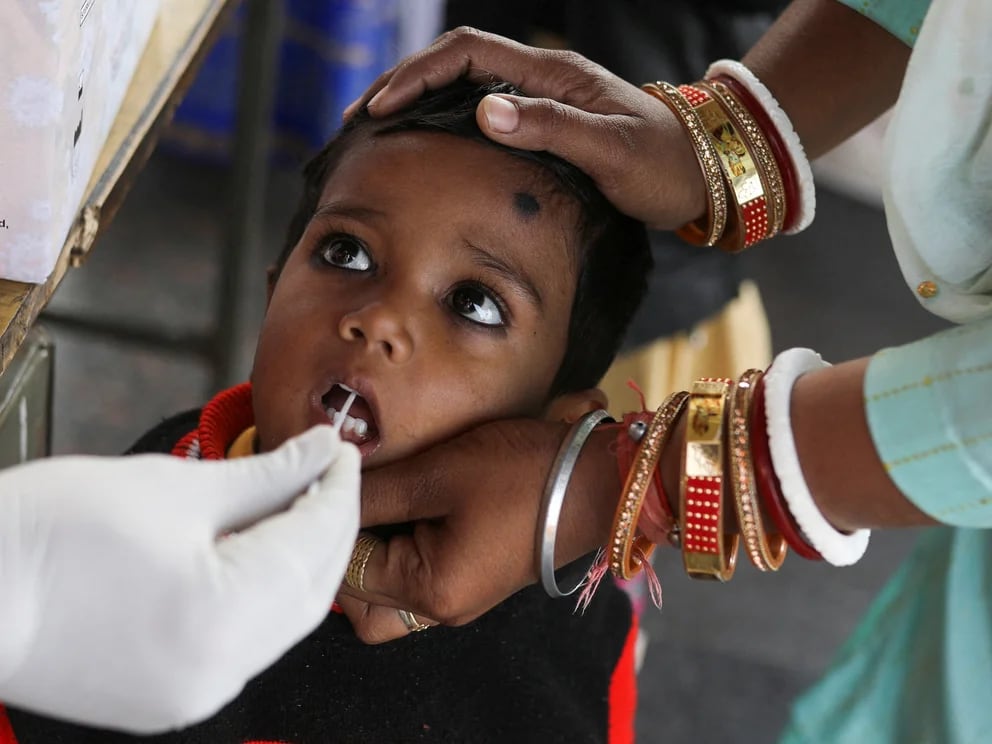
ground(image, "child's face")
xmin=252 ymin=132 xmax=582 ymax=467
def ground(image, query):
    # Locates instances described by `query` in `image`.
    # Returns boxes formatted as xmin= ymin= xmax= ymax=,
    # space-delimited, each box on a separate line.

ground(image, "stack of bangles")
xmin=536 ymin=61 xmax=864 ymax=608
xmin=639 ymin=59 xmax=817 ymax=251
xmin=537 ymin=348 xmax=871 ymax=610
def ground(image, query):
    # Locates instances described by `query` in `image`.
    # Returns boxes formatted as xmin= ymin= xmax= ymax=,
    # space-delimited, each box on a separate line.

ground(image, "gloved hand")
xmin=0 ymin=425 xmax=360 ymax=734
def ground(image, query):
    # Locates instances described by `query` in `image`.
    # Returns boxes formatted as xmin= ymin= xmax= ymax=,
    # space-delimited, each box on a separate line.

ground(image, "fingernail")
xmin=482 ymin=95 xmax=519 ymax=133
xmin=367 ymin=88 xmax=385 ymax=113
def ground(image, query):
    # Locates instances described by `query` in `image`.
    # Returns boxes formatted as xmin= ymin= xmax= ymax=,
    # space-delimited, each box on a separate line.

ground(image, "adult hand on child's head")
xmin=0 ymin=426 xmax=360 ymax=733
xmin=344 ymin=27 xmax=706 ymax=231
xmin=343 ymin=418 xmax=619 ymax=642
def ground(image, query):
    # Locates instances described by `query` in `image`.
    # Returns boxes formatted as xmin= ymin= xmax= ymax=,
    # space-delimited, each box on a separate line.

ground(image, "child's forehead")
xmin=314 ymin=130 xmax=583 ymax=273
xmin=323 ymin=129 xmax=580 ymax=226
xmin=310 ymin=130 xmax=583 ymax=288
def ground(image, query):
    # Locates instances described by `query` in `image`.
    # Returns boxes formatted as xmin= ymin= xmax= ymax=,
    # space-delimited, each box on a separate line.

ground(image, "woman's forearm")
xmin=742 ymin=0 xmax=913 ymax=158
xmin=649 ymin=356 xmax=936 ymax=541
xmin=790 ymin=359 xmax=935 ymax=530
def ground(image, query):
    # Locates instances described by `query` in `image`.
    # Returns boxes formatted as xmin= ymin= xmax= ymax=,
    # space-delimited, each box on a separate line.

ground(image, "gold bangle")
xmin=728 ymin=369 xmax=788 ymax=571
xmin=681 ymin=378 xmax=739 ymax=582
xmin=642 ymin=82 xmax=728 ymax=246
xmin=610 ymin=391 xmax=689 ymax=580
xmin=678 ymin=82 xmax=777 ymax=252
xmin=701 ymin=80 xmax=786 ymax=240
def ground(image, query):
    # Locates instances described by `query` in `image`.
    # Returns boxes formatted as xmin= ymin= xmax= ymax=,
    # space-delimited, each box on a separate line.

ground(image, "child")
xmin=3 ymin=80 xmax=652 ymax=743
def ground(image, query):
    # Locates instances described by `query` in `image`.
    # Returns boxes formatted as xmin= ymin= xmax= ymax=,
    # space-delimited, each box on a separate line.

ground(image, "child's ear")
xmin=265 ymin=265 xmax=278 ymax=307
xmin=543 ymin=388 xmax=610 ymax=424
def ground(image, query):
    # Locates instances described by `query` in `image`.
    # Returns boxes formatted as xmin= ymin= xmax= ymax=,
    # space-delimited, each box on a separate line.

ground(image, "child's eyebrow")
xmin=313 ymin=202 xmax=388 ymax=224
xmin=465 ymin=242 xmax=544 ymax=310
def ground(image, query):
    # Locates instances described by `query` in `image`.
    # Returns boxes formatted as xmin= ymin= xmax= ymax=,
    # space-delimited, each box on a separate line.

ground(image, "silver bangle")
xmin=537 ymin=409 xmax=611 ymax=598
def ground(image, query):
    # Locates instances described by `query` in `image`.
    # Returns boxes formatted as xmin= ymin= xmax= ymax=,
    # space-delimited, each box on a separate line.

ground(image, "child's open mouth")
xmin=321 ymin=383 xmax=380 ymax=451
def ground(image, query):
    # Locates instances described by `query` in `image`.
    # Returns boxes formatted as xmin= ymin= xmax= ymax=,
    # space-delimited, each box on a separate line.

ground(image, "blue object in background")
xmin=165 ymin=0 xmax=399 ymax=164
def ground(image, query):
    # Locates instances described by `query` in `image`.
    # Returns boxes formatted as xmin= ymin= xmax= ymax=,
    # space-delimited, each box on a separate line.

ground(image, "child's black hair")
xmin=278 ymin=80 xmax=652 ymax=398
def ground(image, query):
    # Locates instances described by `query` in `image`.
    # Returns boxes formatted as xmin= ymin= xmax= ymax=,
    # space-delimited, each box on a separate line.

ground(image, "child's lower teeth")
xmin=326 ymin=407 xmax=369 ymax=438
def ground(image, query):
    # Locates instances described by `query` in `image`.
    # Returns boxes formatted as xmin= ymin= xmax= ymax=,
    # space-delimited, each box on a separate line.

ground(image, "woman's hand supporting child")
xmin=341 ymin=419 xmax=620 ymax=639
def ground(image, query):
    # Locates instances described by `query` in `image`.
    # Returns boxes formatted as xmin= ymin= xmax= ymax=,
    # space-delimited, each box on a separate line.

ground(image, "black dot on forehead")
xmin=513 ymin=191 xmax=540 ymax=217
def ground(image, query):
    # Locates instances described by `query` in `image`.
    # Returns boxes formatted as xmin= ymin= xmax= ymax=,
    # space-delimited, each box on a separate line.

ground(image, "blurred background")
xmin=38 ymin=1 xmax=947 ymax=741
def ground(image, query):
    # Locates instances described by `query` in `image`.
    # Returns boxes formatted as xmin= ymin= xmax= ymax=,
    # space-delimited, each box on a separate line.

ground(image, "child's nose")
xmin=338 ymin=302 xmax=413 ymax=364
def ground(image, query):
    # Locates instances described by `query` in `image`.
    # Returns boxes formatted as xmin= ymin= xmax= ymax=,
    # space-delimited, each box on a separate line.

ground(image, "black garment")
xmin=6 ymin=411 xmax=634 ymax=744
xmin=445 ymin=0 xmax=787 ymax=344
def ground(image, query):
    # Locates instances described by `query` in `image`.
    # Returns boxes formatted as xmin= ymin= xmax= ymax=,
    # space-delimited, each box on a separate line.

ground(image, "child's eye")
xmin=318 ymin=236 xmax=372 ymax=271
xmin=448 ymin=284 xmax=506 ymax=327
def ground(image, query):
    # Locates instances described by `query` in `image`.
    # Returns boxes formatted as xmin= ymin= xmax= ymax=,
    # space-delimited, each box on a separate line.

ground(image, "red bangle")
xmin=710 ymin=74 xmax=800 ymax=234
xmin=640 ymin=451 xmax=679 ymax=547
xmin=614 ymin=412 xmax=649 ymax=486
xmin=750 ymin=374 xmax=823 ymax=561
xmin=677 ymin=83 xmax=776 ymax=250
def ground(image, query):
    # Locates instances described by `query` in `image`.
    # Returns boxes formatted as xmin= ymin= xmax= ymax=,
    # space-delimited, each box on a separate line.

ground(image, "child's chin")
xmin=356 ymin=448 xmax=390 ymax=471
xmin=358 ymin=440 xmax=430 ymax=472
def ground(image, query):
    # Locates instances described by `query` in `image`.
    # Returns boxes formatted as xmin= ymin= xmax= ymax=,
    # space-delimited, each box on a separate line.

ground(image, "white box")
xmin=0 ymin=0 xmax=162 ymax=283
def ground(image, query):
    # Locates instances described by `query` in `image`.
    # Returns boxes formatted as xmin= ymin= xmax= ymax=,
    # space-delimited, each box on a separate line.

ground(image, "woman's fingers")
xmin=347 ymin=26 xmax=626 ymax=120
xmin=476 ymin=91 xmax=704 ymax=228
xmin=341 ymin=529 xmax=492 ymax=626
xmin=352 ymin=28 xmax=581 ymax=119
xmin=477 ymin=93 xmax=610 ymax=151
xmin=335 ymin=594 xmax=438 ymax=645
xmin=355 ymin=420 xmax=569 ymax=623
xmin=476 ymin=94 xmax=627 ymax=184
xmin=344 ymin=26 xmax=706 ymax=228
xmin=355 ymin=419 xmax=624 ymax=625
xmin=342 ymin=63 xmax=397 ymax=120
xmin=344 ymin=27 xmax=496 ymax=119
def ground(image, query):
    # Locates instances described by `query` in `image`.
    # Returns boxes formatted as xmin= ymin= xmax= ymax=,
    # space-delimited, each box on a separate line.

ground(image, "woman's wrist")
xmin=791 ymin=359 xmax=934 ymax=531
xmin=559 ymin=427 xmax=624 ymax=562
xmin=740 ymin=0 xmax=911 ymax=158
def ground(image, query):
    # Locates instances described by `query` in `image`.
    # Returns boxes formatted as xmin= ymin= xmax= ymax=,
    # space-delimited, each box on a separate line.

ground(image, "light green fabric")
xmin=834 ymin=0 xmax=931 ymax=46
xmin=782 ymin=317 xmax=992 ymax=743
xmin=865 ymin=318 xmax=992 ymax=527
xmin=780 ymin=2 xmax=992 ymax=741
xmin=780 ymin=528 xmax=992 ymax=744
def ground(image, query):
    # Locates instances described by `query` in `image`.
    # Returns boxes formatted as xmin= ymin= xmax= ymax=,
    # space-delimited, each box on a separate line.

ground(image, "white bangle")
xmin=764 ymin=348 xmax=870 ymax=566
xmin=537 ymin=409 xmax=611 ymax=597
xmin=705 ymin=59 xmax=816 ymax=234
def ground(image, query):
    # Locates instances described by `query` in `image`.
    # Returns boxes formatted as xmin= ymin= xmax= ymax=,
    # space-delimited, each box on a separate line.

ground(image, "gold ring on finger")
xmin=344 ymin=533 xmax=381 ymax=592
xmin=397 ymin=609 xmax=430 ymax=632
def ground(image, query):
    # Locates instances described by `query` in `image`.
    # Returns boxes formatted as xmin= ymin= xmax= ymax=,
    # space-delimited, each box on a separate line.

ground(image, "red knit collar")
xmin=171 ymin=382 xmax=254 ymax=460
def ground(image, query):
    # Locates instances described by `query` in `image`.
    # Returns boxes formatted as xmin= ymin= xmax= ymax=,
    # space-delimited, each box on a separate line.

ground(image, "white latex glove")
xmin=0 ymin=425 xmax=360 ymax=734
